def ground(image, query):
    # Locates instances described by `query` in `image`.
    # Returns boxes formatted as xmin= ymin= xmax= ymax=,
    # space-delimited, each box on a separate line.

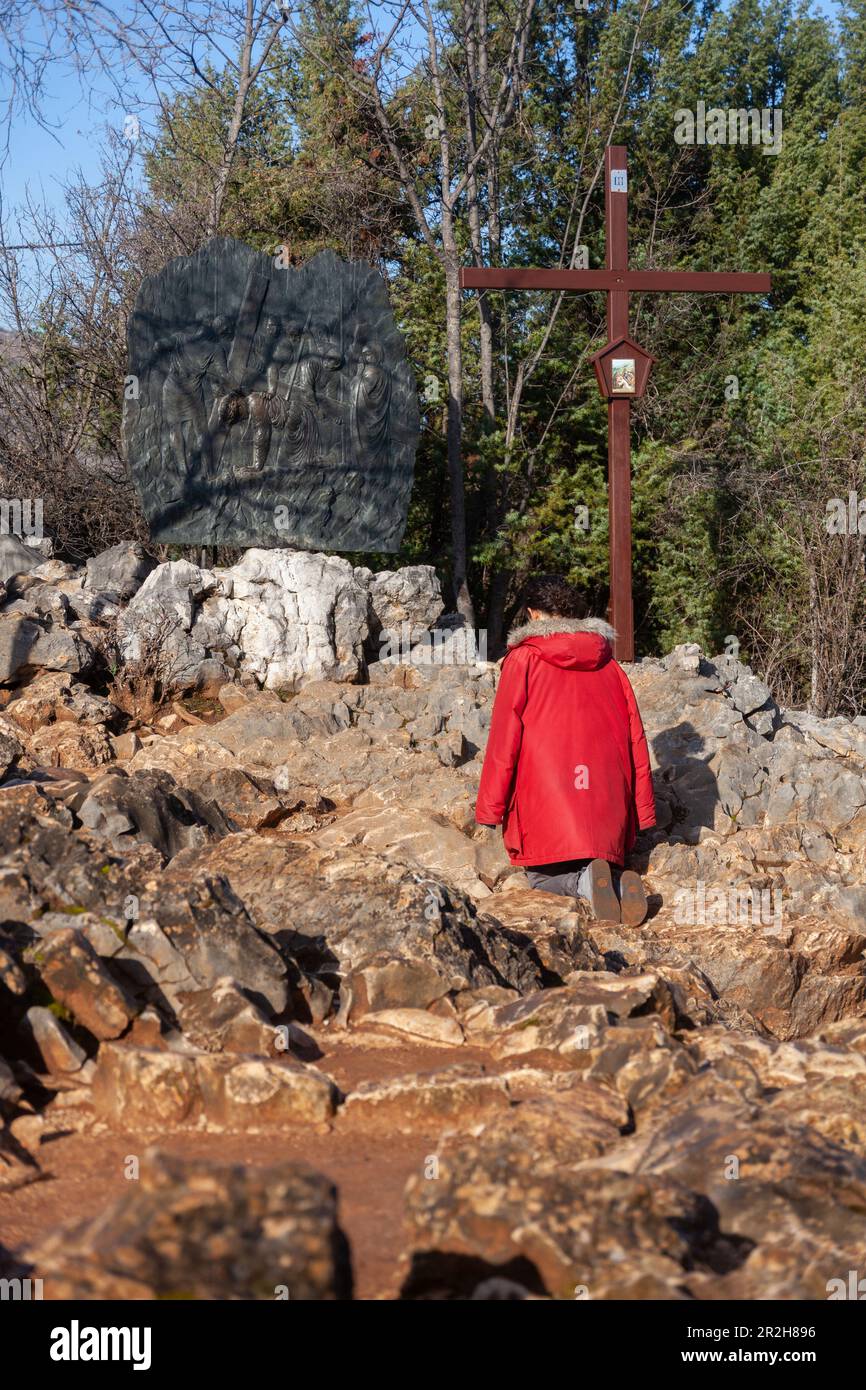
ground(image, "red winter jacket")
xmin=475 ymin=618 xmax=656 ymax=866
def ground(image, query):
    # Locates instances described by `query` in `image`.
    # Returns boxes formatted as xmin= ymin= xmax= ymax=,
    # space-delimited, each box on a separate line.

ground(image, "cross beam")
xmin=462 ymin=269 xmax=771 ymax=293
xmin=460 ymin=146 xmax=772 ymax=662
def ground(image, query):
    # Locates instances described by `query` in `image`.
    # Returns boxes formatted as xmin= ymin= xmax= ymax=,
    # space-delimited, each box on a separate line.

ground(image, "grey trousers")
xmin=525 ymin=858 xmax=621 ymax=904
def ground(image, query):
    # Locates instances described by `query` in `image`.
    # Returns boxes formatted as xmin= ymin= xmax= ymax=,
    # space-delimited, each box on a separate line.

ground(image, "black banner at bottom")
xmin=1 ymin=1295 xmax=859 ymax=1376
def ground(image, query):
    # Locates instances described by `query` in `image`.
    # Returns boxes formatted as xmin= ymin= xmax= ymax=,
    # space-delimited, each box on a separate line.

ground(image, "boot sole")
xmin=588 ymin=859 xmax=620 ymax=922
xmin=619 ymin=869 xmax=648 ymax=926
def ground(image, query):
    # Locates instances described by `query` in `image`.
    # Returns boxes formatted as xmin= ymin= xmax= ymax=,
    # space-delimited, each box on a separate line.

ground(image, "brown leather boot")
xmin=586 ymin=859 xmax=620 ymax=922
xmin=619 ymin=869 xmax=648 ymax=926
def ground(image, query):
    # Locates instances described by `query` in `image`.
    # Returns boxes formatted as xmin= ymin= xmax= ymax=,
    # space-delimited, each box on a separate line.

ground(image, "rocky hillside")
xmin=1 ymin=539 xmax=865 ymax=1299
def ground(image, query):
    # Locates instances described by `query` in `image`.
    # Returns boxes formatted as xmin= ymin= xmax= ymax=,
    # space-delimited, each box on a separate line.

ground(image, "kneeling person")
xmin=476 ymin=575 xmax=656 ymax=925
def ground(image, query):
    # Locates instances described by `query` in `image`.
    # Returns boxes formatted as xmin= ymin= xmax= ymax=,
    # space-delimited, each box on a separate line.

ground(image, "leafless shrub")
xmin=99 ymin=607 xmax=184 ymax=728
xmin=726 ymin=385 xmax=866 ymax=717
xmin=0 ymin=138 xmax=151 ymax=561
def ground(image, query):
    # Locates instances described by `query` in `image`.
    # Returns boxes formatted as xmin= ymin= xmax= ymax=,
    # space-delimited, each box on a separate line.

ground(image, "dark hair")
xmin=521 ymin=574 xmax=587 ymax=619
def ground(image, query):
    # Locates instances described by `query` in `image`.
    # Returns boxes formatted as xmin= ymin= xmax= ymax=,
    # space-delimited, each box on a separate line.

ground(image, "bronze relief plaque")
xmin=123 ymin=238 xmax=419 ymax=550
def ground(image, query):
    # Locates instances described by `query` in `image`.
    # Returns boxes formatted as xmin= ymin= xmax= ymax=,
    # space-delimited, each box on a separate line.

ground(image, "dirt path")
xmin=0 ymin=1039 xmax=497 ymax=1300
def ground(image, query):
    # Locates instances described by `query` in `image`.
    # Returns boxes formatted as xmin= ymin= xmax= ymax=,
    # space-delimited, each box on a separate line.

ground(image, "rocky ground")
xmin=1 ymin=536 xmax=866 ymax=1299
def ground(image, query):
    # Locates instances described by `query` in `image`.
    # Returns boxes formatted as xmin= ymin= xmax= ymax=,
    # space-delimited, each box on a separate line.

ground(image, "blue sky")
xmin=3 ymin=77 xmax=136 ymax=222
xmin=0 ymin=0 xmax=845 ymax=232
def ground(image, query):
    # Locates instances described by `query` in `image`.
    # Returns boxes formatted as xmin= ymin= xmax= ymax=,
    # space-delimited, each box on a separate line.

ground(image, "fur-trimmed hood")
xmin=505 ymin=615 xmax=616 ymax=672
xmin=507 ymin=615 xmax=617 ymax=646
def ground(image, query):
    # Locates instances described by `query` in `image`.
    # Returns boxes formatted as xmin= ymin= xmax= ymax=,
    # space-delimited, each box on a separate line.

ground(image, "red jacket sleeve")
xmin=616 ymin=664 xmax=656 ymax=829
xmin=475 ymin=648 xmax=530 ymax=825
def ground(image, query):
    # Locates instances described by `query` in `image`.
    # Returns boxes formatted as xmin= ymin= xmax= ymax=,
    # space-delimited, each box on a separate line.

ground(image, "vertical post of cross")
xmin=604 ymin=145 xmax=634 ymax=663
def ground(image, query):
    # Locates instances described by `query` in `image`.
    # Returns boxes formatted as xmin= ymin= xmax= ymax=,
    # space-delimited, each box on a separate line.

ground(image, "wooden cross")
xmin=461 ymin=146 xmax=772 ymax=662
